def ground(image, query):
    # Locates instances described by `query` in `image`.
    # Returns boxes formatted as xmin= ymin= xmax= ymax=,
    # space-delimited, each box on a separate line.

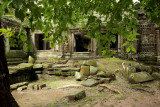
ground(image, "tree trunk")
xmin=0 ymin=19 xmax=19 ymax=107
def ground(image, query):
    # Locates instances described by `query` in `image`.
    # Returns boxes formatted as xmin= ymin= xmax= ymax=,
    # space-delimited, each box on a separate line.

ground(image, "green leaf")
xmin=133 ymin=32 xmax=140 ymax=36
xmin=126 ymin=47 xmax=131 ymax=53
xmin=0 ymin=1 xmax=8 ymax=17
xmin=15 ymin=9 xmax=25 ymax=21
xmin=131 ymin=46 xmax=136 ymax=52
xmin=122 ymin=42 xmax=128 ymax=46
xmin=13 ymin=0 xmax=23 ymax=9
xmin=20 ymin=35 xmax=26 ymax=41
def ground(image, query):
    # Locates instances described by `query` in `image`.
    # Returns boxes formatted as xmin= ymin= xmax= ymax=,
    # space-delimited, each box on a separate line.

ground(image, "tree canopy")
xmin=0 ymin=0 xmax=160 ymax=55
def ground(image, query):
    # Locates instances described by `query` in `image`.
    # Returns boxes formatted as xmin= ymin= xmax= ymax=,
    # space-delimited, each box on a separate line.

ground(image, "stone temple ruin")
xmin=1 ymin=8 xmax=160 ymax=91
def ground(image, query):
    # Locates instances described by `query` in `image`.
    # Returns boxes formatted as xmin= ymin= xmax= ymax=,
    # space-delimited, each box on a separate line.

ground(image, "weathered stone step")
xmin=35 ymin=59 xmax=68 ymax=64
xmin=61 ymin=67 xmax=80 ymax=72
xmin=52 ymin=64 xmax=69 ymax=68
xmin=7 ymin=60 xmax=28 ymax=65
xmin=7 ymin=58 xmax=24 ymax=62
xmin=48 ymin=67 xmax=80 ymax=76
xmin=48 ymin=67 xmax=80 ymax=72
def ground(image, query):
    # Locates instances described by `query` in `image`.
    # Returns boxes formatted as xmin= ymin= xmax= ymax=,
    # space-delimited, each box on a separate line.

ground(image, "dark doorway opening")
xmin=75 ymin=35 xmax=91 ymax=52
xmin=38 ymin=34 xmax=44 ymax=50
xmin=110 ymin=34 xmax=118 ymax=50
xmin=35 ymin=34 xmax=50 ymax=50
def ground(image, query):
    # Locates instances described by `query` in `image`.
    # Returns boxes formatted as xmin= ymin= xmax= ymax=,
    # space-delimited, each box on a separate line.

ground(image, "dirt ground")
xmin=12 ymin=58 xmax=160 ymax=107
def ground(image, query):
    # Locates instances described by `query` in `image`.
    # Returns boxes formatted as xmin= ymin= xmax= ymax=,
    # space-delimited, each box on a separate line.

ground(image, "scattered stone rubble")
xmin=123 ymin=62 xmax=160 ymax=83
xmin=10 ymin=82 xmax=47 ymax=91
xmin=75 ymin=60 xmax=116 ymax=87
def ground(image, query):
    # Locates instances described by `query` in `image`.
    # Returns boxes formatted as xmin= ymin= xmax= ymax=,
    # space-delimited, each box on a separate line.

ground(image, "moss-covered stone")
xmin=152 ymin=72 xmax=160 ymax=80
xmin=124 ymin=66 xmax=136 ymax=78
xmin=75 ymin=72 xmax=86 ymax=81
xmin=97 ymin=71 xmax=106 ymax=77
xmin=140 ymin=65 xmax=152 ymax=74
xmin=9 ymin=63 xmax=34 ymax=84
xmin=80 ymin=66 xmax=90 ymax=76
xmin=87 ymin=60 xmax=97 ymax=66
xmin=66 ymin=90 xmax=86 ymax=101
xmin=82 ymin=79 xmax=99 ymax=87
xmin=10 ymin=82 xmax=28 ymax=91
xmin=90 ymin=66 xmax=98 ymax=75
xmin=129 ymin=72 xmax=154 ymax=83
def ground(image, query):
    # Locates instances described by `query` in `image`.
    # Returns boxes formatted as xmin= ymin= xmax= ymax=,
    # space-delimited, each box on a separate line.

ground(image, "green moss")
xmin=98 ymin=64 xmax=106 ymax=71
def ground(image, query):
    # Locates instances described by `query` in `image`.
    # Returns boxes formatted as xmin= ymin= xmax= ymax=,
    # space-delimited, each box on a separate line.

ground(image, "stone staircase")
xmin=35 ymin=50 xmax=63 ymax=64
xmin=6 ymin=50 xmax=28 ymax=65
xmin=64 ymin=52 xmax=103 ymax=60
xmin=47 ymin=64 xmax=80 ymax=76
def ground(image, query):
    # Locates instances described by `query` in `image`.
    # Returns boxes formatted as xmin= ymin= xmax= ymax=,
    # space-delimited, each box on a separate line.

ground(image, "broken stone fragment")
xmin=38 ymin=84 xmax=46 ymax=89
xmin=10 ymin=82 xmax=29 ymax=91
xmin=75 ymin=72 xmax=86 ymax=81
xmin=152 ymin=72 xmax=160 ymax=80
xmin=34 ymin=84 xmax=39 ymax=90
xmin=90 ymin=66 xmax=98 ymax=75
xmin=140 ymin=65 xmax=153 ymax=74
xmin=96 ymin=71 xmax=106 ymax=77
xmin=17 ymin=86 xmax=27 ymax=91
xmin=28 ymin=56 xmax=34 ymax=64
xmin=80 ymin=66 xmax=90 ymax=76
xmin=97 ymin=71 xmax=116 ymax=80
xmin=81 ymin=79 xmax=99 ymax=87
xmin=66 ymin=90 xmax=86 ymax=101
xmin=99 ymin=78 xmax=111 ymax=84
xmin=124 ymin=66 xmax=136 ymax=78
xmin=129 ymin=72 xmax=154 ymax=83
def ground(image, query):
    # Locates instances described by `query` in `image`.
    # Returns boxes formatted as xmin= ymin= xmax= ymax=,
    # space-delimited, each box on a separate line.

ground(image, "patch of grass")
xmin=96 ymin=58 xmax=134 ymax=72
xmin=115 ymin=94 xmax=126 ymax=100
xmin=97 ymin=64 xmax=106 ymax=71
xmin=29 ymin=77 xmax=82 ymax=88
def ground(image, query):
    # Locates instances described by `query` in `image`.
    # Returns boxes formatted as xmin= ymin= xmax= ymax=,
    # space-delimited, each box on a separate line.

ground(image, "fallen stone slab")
xmin=129 ymin=72 xmax=154 ymax=83
xmin=99 ymin=78 xmax=111 ymax=84
xmin=33 ymin=64 xmax=43 ymax=70
xmin=61 ymin=67 xmax=80 ymax=72
xmin=10 ymin=82 xmax=29 ymax=91
xmin=9 ymin=63 xmax=33 ymax=75
xmin=97 ymin=71 xmax=116 ymax=80
xmin=17 ymin=86 xmax=27 ymax=91
xmin=66 ymin=90 xmax=86 ymax=101
xmin=82 ymin=79 xmax=99 ymax=87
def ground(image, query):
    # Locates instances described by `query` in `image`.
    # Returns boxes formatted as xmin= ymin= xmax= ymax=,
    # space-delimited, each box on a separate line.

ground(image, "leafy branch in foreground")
xmin=0 ymin=0 xmax=159 ymax=55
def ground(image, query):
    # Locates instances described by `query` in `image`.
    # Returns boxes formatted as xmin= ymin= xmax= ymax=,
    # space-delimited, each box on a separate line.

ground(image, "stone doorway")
xmin=74 ymin=34 xmax=91 ymax=52
xmin=35 ymin=34 xmax=50 ymax=50
xmin=110 ymin=34 xmax=118 ymax=50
